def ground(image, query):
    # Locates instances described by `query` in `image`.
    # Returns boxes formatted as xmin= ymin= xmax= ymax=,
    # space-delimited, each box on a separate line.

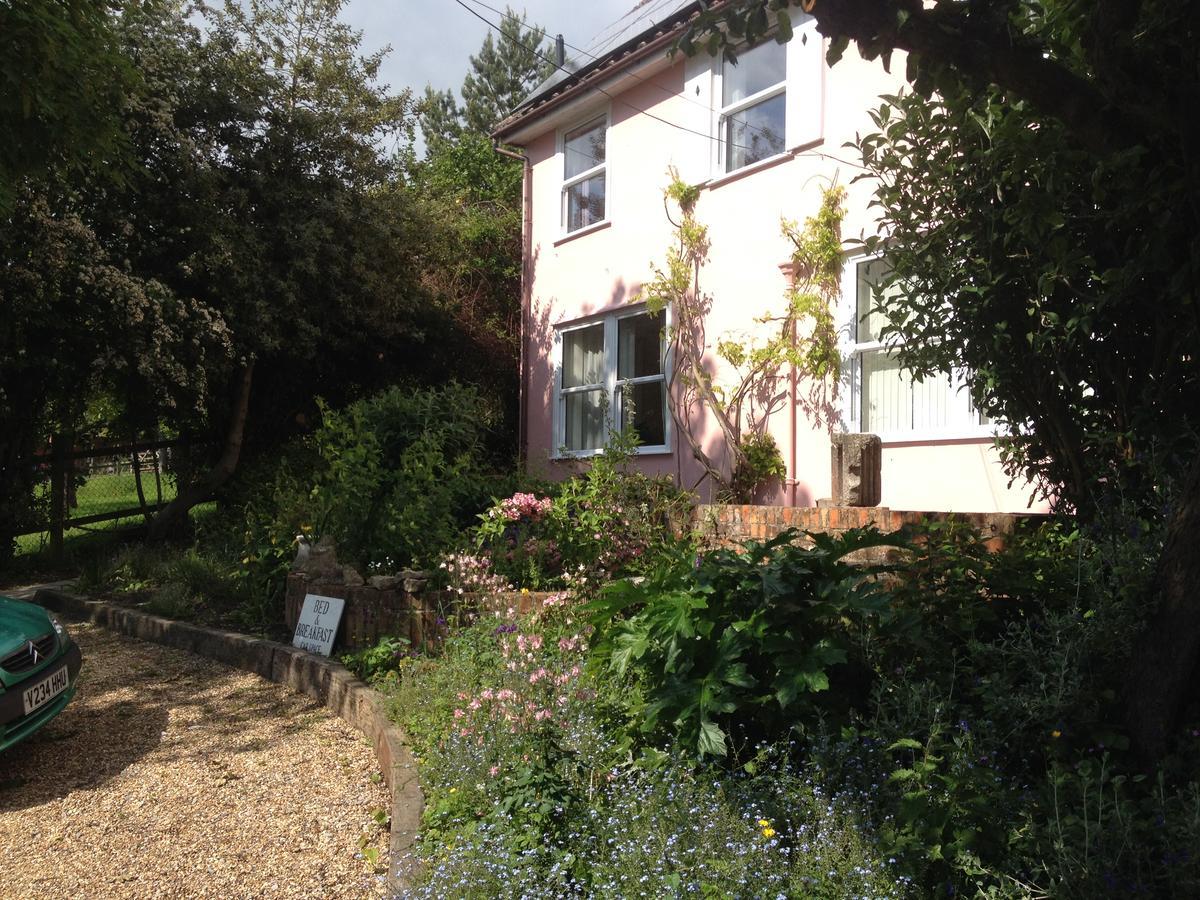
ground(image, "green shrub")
xmin=389 ymin=596 xmax=906 ymax=899
xmin=194 ymin=438 xmax=323 ymax=632
xmin=474 ymin=428 xmax=693 ymax=590
xmin=312 ymin=383 xmax=509 ymax=573
xmin=340 ymin=635 xmax=411 ymax=685
xmin=588 ymin=527 xmax=902 ymax=758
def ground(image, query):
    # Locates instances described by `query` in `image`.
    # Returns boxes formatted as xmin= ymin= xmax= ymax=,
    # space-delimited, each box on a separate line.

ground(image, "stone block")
xmin=831 ymin=433 xmax=882 ymax=507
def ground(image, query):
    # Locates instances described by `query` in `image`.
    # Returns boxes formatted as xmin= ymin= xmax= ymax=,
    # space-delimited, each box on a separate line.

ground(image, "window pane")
xmin=618 ymin=312 xmax=663 ymax=378
xmin=566 ymin=174 xmax=606 ymax=231
xmin=861 ymin=349 xmax=910 ymax=433
xmin=565 ymin=389 xmax=605 ymax=451
xmin=724 ymin=93 xmax=785 ymax=171
xmin=861 ymin=349 xmax=953 ymax=433
xmin=620 ymin=380 xmax=666 ymax=447
xmin=911 ymin=369 xmax=953 ymax=431
xmin=564 ymin=118 xmax=605 ymax=178
xmin=855 ymin=258 xmax=894 ymax=343
xmin=562 ymin=324 xmax=604 ymax=387
xmin=722 ymin=40 xmax=786 ymax=105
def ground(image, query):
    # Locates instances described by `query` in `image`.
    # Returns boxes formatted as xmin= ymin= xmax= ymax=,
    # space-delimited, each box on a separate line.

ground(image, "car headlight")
xmin=48 ymin=614 xmax=67 ymax=639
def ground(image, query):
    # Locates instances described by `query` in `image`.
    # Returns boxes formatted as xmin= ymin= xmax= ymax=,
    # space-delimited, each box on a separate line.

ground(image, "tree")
xmin=409 ymin=10 xmax=552 ymax=443
xmin=56 ymin=0 xmax=428 ymax=539
xmin=0 ymin=193 xmax=230 ymax=560
xmin=417 ymin=6 xmax=549 ymax=149
xmin=0 ymin=0 xmax=135 ymax=211
xmin=678 ymin=1 xmax=1200 ymax=764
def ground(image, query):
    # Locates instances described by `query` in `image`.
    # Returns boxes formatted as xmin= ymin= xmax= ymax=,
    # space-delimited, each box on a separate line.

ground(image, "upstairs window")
xmin=682 ymin=12 xmax=825 ymax=183
xmin=562 ymin=116 xmax=607 ymax=233
xmin=843 ymin=256 xmax=991 ymax=439
xmin=720 ymin=39 xmax=787 ymax=172
xmin=557 ymin=309 xmax=668 ymax=455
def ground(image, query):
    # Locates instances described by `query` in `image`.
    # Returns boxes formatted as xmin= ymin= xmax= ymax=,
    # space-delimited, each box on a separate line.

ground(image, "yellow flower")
xmin=449 ymin=787 xmax=457 ymax=794
xmin=1051 ymin=730 xmax=1062 ymax=739
xmin=520 ymin=588 xmax=530 ymax=594
xmin=757 ymin=819 xmax=770 ymax=827
xmin=761 ymin=827 xmax=776 ymax=839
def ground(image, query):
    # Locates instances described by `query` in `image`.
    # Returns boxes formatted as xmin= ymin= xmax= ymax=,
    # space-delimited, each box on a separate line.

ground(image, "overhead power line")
xmin=454 ymin=0 xmax=870 ymax=174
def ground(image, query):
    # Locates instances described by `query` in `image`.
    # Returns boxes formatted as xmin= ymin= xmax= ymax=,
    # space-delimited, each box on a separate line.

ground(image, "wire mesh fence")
xmin=16 ymin=437 xmax=182 ymax=556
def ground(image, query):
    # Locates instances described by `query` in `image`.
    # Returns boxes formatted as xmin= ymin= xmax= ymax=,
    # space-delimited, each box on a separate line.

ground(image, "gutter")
xmin=492 ymin=2 xmax=706 ymax=144
xmin=493 ymin=141 xmax=533 ymax=469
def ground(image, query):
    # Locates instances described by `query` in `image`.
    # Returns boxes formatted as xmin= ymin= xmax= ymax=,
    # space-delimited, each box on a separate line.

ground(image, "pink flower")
xmin=453 ymin=708 xmax=465 ymax=719
xmin=489 ymin=766 xmax=500 ymax=777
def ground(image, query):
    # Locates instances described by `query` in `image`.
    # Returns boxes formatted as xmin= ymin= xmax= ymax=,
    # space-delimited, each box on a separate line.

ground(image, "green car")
xmin=0 ymin=596 xmax=83 ymax=752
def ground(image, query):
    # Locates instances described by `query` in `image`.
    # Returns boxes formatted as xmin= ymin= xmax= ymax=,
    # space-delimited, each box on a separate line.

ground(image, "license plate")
xmin=23 ymin=665 xmax=69 ymax=715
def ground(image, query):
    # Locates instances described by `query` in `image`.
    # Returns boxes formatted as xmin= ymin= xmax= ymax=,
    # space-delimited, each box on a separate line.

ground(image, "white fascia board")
xmin=499 ymin=51 xmax=675 ymax=147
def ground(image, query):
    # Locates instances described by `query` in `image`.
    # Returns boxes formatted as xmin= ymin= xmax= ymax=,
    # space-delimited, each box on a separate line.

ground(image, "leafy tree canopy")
xmin=0 ymin=0 xmax=136 ymax=211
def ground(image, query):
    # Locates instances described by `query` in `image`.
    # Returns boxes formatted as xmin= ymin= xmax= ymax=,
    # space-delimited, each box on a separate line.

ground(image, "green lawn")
xmin=6 ymin=475 xmax=186 ymax=585
xmin=68 ymin=471 xmax=177 ymax=520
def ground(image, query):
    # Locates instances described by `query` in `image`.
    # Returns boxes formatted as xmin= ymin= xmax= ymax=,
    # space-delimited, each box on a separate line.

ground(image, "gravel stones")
xmin=0 ymin=623 xmax=388 ymax=899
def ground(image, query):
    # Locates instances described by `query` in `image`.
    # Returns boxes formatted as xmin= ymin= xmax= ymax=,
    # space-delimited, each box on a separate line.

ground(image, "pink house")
xmin=493 ymin=1 xmax=1039 ymax=514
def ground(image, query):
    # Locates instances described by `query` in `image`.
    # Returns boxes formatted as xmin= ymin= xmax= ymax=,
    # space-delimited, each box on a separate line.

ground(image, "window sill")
xmin=703 ymin=149 xmax=797 ymax=191
xmin=552 ymin=443 xmax=672 ymax=460
xmin=554 ymin=219 xmax=611 ymax=247
xmin=874 ymin=429 xmax=1002 ymax=447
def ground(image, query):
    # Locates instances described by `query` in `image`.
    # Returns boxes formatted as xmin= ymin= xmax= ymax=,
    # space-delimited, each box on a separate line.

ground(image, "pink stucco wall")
xmin=513 ymin=34 xmax=1046 ymax=514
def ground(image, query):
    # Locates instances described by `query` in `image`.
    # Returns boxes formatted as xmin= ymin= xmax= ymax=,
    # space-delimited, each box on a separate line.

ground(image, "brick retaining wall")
xmin=695 ymin=504 xmax=1047 ymax=553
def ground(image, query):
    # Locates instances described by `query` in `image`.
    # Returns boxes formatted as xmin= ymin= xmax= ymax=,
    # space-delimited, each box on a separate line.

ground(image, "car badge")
xmin=27 ymin=640 xmax=40 ymax=665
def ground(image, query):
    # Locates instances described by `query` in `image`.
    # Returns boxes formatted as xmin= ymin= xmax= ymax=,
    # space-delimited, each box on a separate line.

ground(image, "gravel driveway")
xmin=0 ymin=622 xmax=389 ymax=899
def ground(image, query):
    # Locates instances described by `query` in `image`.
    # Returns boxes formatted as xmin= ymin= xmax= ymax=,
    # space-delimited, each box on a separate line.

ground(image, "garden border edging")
xmin=30 ymin=587 xmax=423 ymax=895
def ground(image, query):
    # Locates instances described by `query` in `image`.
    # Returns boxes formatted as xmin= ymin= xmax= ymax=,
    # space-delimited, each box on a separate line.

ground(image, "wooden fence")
xmin=18 ymin=435 xmax=182 ymax=558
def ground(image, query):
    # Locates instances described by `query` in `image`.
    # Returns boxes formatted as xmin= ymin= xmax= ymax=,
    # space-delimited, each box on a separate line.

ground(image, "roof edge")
xmin=492 ymin=1 xmax=705 ymax=143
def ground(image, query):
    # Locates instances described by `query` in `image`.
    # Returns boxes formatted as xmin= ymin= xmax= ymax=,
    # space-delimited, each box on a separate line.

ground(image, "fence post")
xmin=49 ymin=432 xmax=67 ymax=561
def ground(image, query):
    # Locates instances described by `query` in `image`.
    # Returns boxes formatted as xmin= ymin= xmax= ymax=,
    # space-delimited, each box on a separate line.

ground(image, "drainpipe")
xmin=779 ymin=261 xmax=799 ymax=507
xmin=493 ymin=141 xmax=533 ymax=469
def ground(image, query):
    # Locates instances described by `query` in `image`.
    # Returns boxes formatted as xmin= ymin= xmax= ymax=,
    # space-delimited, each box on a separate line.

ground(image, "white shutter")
xmin=785 ymin=12 xmax=824 ymax=150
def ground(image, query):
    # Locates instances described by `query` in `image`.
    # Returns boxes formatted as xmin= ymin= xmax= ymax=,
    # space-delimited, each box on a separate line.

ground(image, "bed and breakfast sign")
xmin=292 ymin=593 xmax=345 ymax=656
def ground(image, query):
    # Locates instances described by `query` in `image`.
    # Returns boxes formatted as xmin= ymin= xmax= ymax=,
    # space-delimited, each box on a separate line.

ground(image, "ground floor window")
xmin=841 ymin=255 xmax=991 ymax=440
xmin=556 ymin=308 xmax=668 ymax=455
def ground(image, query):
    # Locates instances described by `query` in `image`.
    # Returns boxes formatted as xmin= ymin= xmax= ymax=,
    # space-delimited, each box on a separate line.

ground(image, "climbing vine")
xmin=643 ymin=171 xmax=846 ymax=501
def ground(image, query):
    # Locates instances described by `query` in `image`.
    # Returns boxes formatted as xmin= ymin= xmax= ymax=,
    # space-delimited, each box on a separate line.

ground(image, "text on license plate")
xmin=23 ymin=665 xmax=69 ymax=715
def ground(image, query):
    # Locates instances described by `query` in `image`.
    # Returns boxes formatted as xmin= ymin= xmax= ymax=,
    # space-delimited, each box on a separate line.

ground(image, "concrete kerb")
xmin=31 ymin=587 xmax=424 ymax=895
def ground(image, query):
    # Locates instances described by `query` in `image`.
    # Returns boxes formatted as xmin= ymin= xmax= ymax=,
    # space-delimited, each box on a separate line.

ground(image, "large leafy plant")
xmin=588 ymin=528 xmax=902 ymax=758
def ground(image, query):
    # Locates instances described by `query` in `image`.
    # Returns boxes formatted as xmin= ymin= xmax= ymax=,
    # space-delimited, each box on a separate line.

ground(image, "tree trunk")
xmin=147 ymin=363 xmax=255 ymax=542
xmin=1122 ymin=453 xmax=1200 ymax=766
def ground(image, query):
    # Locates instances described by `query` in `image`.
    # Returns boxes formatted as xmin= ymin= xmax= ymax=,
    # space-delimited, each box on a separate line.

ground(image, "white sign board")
xmin=293 ymin=594 xmax=346 ymax=656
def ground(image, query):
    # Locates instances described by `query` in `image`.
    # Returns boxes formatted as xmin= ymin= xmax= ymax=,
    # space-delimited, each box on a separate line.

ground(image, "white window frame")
xmin=680 ymin=10 xmax=823 ymax=184
xmin=839 ymin=252 xmax=996 ymax=443
xmin=552 ymin=305 xmax=672 ymax=458
xmin=558 ymin=111 xmax=610 ymax=237
xmin=716 ymin=41 xmax=788 ymax=174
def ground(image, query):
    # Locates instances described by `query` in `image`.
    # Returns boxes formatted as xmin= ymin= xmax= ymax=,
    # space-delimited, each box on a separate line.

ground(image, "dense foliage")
xmin=471 ymin=429 xmax=691 ymax=590
xmin=311 ymin=383 xmax=509 ymax=573
xmin=375 ymin=498 xmax=1200 ymax=898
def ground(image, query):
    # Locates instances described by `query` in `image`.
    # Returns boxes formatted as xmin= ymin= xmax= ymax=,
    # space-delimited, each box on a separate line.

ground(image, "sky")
xmin=343 ymin=0 xmax=637 ymax=106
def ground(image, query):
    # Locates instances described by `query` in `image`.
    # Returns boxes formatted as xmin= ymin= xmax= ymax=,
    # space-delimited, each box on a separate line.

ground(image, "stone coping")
xmin=31 ymin=588 xmax=423 ymax=895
